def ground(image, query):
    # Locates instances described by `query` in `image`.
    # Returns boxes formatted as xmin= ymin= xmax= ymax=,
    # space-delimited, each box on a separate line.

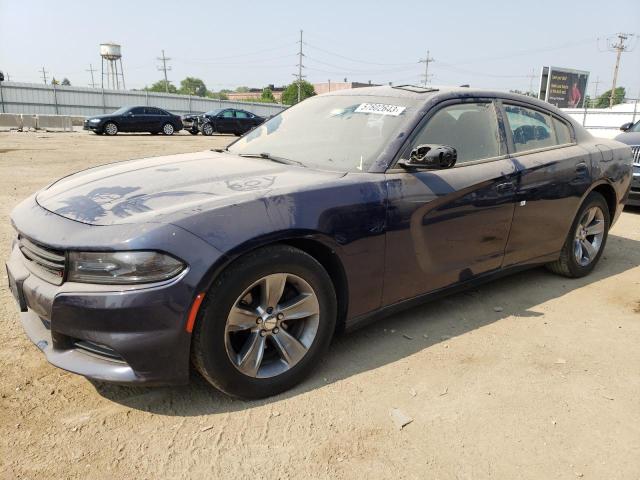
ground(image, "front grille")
xmin=632 ymin=146 xmax=640 ymax=166
xmin=18 ymin=236 xmax=65 ymax=285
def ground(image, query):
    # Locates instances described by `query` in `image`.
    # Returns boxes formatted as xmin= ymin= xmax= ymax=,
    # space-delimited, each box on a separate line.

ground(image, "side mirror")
xmin=620 ymin=122 xmax=633 ymax=131
xmin=399 ymin=144 xmax=457 ymax=170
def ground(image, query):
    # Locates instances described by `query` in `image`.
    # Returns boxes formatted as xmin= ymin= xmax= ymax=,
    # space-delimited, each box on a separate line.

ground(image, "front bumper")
xmin=83 ymin=121 xmax=102 ymax=132
xmin=7 ymin=196 xmax=223 ymax=385
xmin=627 ymin=171 xmax=640 ymax=206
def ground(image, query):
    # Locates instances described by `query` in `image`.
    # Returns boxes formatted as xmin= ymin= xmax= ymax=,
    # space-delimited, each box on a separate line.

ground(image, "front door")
xmin=383 ymin=100 xmax=517 ymax=305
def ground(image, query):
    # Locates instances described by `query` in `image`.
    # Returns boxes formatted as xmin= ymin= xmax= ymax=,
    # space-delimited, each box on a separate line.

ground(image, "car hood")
xmin=36 ymin=150 xmax=344 ymax=226
xmin=614 ymin=132 xmax=640 ymax=145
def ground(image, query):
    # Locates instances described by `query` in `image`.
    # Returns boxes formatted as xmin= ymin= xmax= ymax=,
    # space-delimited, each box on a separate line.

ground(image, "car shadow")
xmin=91 ymin=233 xmax=640 ymax=415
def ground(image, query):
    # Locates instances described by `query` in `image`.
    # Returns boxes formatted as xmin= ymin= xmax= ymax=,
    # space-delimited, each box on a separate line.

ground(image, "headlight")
xmin=89 ymin=118 xmax=101 ymax=123
xmin=68 ymin=251 xmax=185 ymax=284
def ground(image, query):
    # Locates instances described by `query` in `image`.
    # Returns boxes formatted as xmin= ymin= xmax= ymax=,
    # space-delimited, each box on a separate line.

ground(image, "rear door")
xmin=383 ymin=99 xmax=517 ymax=305
xmin=120 ymin=107 xmax=145 ymax=132
xmin=235 ymin=110 xmax=252 ymax=133
xmin=499 ymin=102 xmax=592 ymax=266
xmin=145 ymin=107 xmax=165 ymax=131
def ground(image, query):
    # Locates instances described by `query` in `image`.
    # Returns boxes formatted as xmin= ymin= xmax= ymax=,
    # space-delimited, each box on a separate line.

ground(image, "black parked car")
xmin=198 ymin=108 xmax=265 ymax=136
xmin=615 ymin=121 xmax=640 ymax=205
xmin=84 ymin=106 xmax=183 ymax=136
xmin=7 ymin=86 xmax=632 ymax=399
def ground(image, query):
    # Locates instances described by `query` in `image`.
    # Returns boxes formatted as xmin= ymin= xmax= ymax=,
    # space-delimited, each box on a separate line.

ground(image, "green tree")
xmin=50 ymin=77 xmax=59 ymax=85
xmin=281 ymin=80 xmax=315 ymax=105
xmin=595 ymin=87 xmax=625 ymax=108
xmin=179 ymin=77 xmax=207 ymax=97
xmin=144 ymin=80 xmax=177 ymax=93
xmin=61 ymin=78 xmax=71 ymax=86
xmin=261 ymin=87 xmax=275 ymax=102
xmin=235 ymin=86 xmax=250 ymax=93
xmin=206 ymin=91 xmax=229 ymax=100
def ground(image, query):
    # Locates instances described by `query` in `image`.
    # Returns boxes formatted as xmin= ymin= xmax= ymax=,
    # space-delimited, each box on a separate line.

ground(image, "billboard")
xmin=539 ymin=66 xmax=589 ymax=108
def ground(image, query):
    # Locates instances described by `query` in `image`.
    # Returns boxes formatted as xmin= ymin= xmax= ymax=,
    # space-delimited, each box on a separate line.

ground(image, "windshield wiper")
xmin=238 ymin=152 xmax=306 ymax=167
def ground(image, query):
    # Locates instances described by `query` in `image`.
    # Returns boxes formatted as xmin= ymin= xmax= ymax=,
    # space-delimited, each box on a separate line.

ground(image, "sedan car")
xmin=198 ymin=108 xmax=265 ymax=136
xmin=615 ymin=120 xmax=640 ymax=205
xmin=7 ymin=86 xmax=632 ymax=399
xmin=83 ymin=106 xmax=183 ymax=136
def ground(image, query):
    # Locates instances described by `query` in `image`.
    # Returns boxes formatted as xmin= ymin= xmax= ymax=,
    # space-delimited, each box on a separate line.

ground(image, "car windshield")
xmin=205 ymin=109 xmax=223 ymax=116
xmin=631 ymin=122 xmax=640 ymax=133
xmin=228 ymin=95 xmax=417 ymax=172
xmin=111 ymin=107 xmax=131 ymax=115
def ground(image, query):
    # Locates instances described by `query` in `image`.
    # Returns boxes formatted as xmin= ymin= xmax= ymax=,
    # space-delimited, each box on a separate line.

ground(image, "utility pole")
xmin=86 ymin=63 xmax=98 ymax=88
xmin=295 ymin=29 xmax=305 ymax=103
xmin=157 ymin=50 xmax=172 ymax=93
xmin=608 ymin=33 xmax=633 ymax=107
xmin=592 ymin=76 xmax=601 ymax=106
xmin=419 ymin=50 xmax=435 ymax=87
xmin=526 ymin=68 xmax=536 ymax=95
xmin=40 ymin=66 xmax=49 ymax=85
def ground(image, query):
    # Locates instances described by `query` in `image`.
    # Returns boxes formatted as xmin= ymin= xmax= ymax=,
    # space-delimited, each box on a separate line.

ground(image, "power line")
xmin=303 ymin=42 xmax=416 ymax=66
xmin=418 ymin=50 xmax=435 ymax=87
xmin=608 ymin=33 xmax=634 ymax=107
xmin=157 ymin=50 xmax=172 ymax=92
xmin=86 ymin=63 xmax=97 ymax=88
xmin=39 ymin=66 xmax=48 ymax=85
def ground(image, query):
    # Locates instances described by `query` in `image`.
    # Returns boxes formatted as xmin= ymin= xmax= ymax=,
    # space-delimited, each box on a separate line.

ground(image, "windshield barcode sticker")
xmin=354 ymin=103 xmax=406 ymax=116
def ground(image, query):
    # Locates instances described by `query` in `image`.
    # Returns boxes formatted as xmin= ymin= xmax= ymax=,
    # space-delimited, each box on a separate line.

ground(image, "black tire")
xmin=162 ymin=123 xmax=175 ymax=135
xmin=234 ymin=131 xmax=242 ymax=137
xmin=103 ymin=122 xmax=118 ymax=136
xmin=546 ymin=191 xmax=610 ymax=278
xmin=150 ymin=131 xmax=160 ymax=135
xmin=201 ymin=122 xmax=214 ymax=136
xmin=189 ymin=129 xmax=199 ymax=135
xmin=191 ymin=245 xmax=337 ymax=399
xmin=93 ymin=131 xmax=103 ymax=135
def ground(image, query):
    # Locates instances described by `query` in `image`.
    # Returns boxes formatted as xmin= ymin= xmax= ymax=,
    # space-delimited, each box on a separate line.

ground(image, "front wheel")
xmin=191 ymin=245 xmax=337 ymax=399
xmin=201 ymin=122 xmax=214 ymax=136
xmin=162 ymin=123 xmax=175 ymax=135
xmin=103 ymin=122 xmax=118 ymax=136
xmin=546 ymin=191 xmax=610 ymax=278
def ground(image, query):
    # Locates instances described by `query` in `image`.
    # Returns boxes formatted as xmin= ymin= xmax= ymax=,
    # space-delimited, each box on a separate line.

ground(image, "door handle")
xmin=496 ymin=182 xmax=514 ymax=193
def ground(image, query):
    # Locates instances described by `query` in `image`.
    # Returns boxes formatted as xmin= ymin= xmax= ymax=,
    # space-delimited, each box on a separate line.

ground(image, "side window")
xmin=130 ymin=107 xmax=145 ymax=115
xmin=553 ymin=117 xmax=572 ymax=145
xmin=409 ymin=102 xmax=503 ymax=163
xmin=235 ymin=111 xmax=249 ymax=118
xmin=504 ymin=105 xmax=556 ymax=152
xmin=221 ymin=110 xmax=235 ymax=118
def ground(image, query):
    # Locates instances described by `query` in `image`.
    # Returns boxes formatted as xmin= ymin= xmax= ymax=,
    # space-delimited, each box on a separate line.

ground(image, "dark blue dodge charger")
xmin=6 ymin=86 xmax=633 ymax=398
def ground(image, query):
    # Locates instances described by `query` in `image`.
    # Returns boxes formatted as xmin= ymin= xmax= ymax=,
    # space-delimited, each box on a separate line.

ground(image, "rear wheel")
xmin=546 ymin=191 xmax=610 ymax=278
xmin=162 ymin=123 xmax=175 ymax=135
xmin=103 ymin=122 xmax=118 ymax=136
xmin=191 ymin=245 xmax=337 ymax=399
xmin=201 ymin=122 xmax=214 ymax=136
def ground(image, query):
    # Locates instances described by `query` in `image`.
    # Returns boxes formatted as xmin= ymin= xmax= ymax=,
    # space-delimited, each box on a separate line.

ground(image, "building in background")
xmin=313 ymin=80 xmax=377 ymax=95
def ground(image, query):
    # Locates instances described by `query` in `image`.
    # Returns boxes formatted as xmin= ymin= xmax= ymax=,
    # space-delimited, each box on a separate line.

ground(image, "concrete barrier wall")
xmin=0 ymin=113 xmax=76 ymax=131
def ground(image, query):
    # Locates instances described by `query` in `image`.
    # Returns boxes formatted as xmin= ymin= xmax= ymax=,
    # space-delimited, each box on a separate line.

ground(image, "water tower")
xmin=100 ymin=43 xmax=126 ymax=90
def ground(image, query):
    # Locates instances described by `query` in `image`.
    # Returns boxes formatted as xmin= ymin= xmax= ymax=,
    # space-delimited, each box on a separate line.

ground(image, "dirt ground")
xmin=0 ymin=131 xmax=639 ymax=480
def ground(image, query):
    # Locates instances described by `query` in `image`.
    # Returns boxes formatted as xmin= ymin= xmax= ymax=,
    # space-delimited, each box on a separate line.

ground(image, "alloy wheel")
xmin=163 ymin=123 xmax=174 ymax=135
xmin=224 ymin=273 xmax=320 ymax=378
xmin=202 ymin=123 xmax=213 ymax=136
xmin=104 ymin=123 xmax=117 ymax=135
xmin=573 ymin=206 xmax=605 ymax=267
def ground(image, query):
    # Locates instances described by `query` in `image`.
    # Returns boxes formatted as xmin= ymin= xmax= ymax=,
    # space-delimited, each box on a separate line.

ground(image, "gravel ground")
xmin=1 ymin=131 xmax=639 ymax=480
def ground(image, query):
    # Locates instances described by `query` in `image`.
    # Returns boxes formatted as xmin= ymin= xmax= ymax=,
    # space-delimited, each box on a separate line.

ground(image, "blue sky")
xmin=1 ymin=0 xmax=639 ymax=98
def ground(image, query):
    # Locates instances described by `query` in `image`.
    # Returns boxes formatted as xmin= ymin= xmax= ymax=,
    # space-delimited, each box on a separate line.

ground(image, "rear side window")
xmin=146 ymin=107 xmax=166 ymax=115
xmin=409 ymin=102 xmax=503 ymax=164
xmin=504 ymin=105 xmax=555 ymax=152
xmin=235 ymin=111 xmax=249 ymax=118
xmin=130 ymin=107 xmax=145 ymax=115
xmin=553 ymin=117 xmax=572 ymax=144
